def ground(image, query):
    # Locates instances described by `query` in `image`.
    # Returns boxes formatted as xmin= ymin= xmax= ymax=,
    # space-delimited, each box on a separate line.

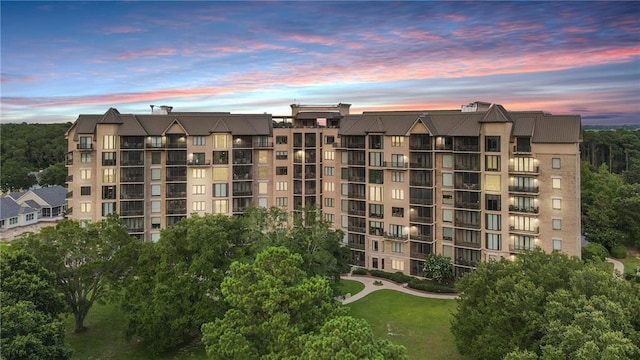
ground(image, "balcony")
xmin=384 ymin=232 xmax=409 ymax=241
xmin=121 ymin=193 xmax=144 ymax=200
xmin=66 ymin=191 xmax=73 ymax=199
xmin=187 ymin=160 xmax=211 ymax=166
xmin=509 ymin=186 xmax=539 ymax=194
xmin=410 ymin=215 xmax=433 ymax=224
xmin=348 ymin=241 xmax=366 ymax=250
xmin=513 ymin=146 xmax=532 ymax=154
xmin=455 ymin=183 xmax=480 ymax=191
xmin=455 ymin=218 xmax=480 ymax=229
xmin=454 ymin=258 xmax=478 ymax=267
xmin=455 ymin=201 xmax=480 ymax=210
xmin=232 ymin=158 xmax=252 ymax=165
xmin=409 ymin=197 xmax=433 ymax=206
xmin=509 ymin=225 xmax=539 ymax=234
xmin=167 ymin=142 xmax=187 ymax=149
xmin=347 ymin=192 xmax=365 ymax=200
xmin=167 ymin=207 xmax=187 ymax=215
xmin=166 ymin=191 xmax=187 ymax=198
xmin=348 ymin=225 xmax=366 ymax=234
xmin=347 ymin=159 xmax=366 ymax=166
xmin=253 ymin=141 xmax=273 ymax=148
xmin=121 ymin=159 xmax=144 ymax=166
xmin=166 ymin=175 xmax=187 ymax=182
xmin=66 ymin=175 xmax=73 ymax=182
xmin=120 ymin=209 xmax=144 ymax=217
xmin=368 ymin=211 xmax=383 ymax=219
xmin=120 ymin=141 xmax=144 ymax=150
xmin=232 ymin=190 xmax=253 ymax=197
xmin=77 ymin=144 xmax=93 ymax=151
xmin=455 ymin=239 xmax=481 ymax=249
xmin=384 ymin=161 xmax=409 ymax=169
xmin=509 ymin=244 xmax=534 ymax=253
xmin=233 ymin=172 xmax=253 ymax=180
xmin=166 ymin=159 xmax=187 ymax=166
xmin=509 ymin=165 xmax=539 ymax=174
xmin=509 ymin=205 xmax=539 ymax=214
xmin=349 ymin=209 xmax=366 ymax=216
xmin=410 ymin=233 xmax=433 ymax=242
xmin=409 ymin=162 xmax=432 ymax=169
xmin=121 ymin=176 xmax=144 ymax=183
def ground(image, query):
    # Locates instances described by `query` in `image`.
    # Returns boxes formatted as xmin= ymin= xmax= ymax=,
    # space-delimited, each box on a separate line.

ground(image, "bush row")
xmin=350 ymin=268 xmax=456 ymax=294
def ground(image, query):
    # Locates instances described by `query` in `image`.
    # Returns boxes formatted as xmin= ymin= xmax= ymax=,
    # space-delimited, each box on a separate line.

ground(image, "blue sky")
xmin=1 ymin=1 xmax=639 ymax=125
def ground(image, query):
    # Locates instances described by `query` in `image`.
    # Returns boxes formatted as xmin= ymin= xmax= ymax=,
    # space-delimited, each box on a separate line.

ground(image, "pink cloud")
xmin=103 ymin=25 xmax=146 ymax=35
xmin=117 ymin=47 xmax=178 ymax=60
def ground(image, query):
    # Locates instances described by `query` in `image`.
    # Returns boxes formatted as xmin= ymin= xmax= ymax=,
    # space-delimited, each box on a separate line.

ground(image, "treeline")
xmin=0 ymin=123 xmax=71 ymax=191
xmin=581 ymin=129 xmax=640 ymax=183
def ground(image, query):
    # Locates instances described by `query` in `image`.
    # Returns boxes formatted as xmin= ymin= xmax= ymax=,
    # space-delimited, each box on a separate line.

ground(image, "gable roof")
xmin=0 ymin=196 xmax=21 ymax=219
xmin=27 ymin=186 xmax=67 ymax=207
xmin=97 ymin=108 xmax=123 ymax=124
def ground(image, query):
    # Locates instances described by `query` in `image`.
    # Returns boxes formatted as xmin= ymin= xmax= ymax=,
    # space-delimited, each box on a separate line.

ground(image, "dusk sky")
xmin=1 ymin=1 xmax=639 ymax=125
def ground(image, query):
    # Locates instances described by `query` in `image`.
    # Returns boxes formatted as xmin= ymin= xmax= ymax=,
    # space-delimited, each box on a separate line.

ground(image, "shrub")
xmin=407 ymin=279 xmax=456 ymax=293
xmin=352 ymin=267 xmax=369 ymax=275
xmin=610 ymin=245 xmax=628 ymax=259
xmin=582 ymin=243 xmax=608 ymax=262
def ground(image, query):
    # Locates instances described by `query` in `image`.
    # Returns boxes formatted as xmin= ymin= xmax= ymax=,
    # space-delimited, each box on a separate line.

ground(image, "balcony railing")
xmin=167 ymin=208 xmax=187 ymax=215
xmin=253 ymin=141 xmax=274 ymax=148
xmin=120 ymin=209 xmax=144 ymax=216
xmin=121 ymin=193 xmax=144 ymax=200
xmin=409 ymin=215 xmax=433 ymax=224
xmin=77 ymin=144 xmax=93 ymax=151
xmin=368 ymin=212 xmax=383 ymax=219
xmin=513 ymin=146 xmax=532 ymax=154
xmin=509 ymin=244 xmax=534 ymax=253
xmin=348 ymin=242 xmax=366 ymax=250
xmin=66 ymin=175 xmax=73 ymax=182
xmin=454 ymin=240 xmax=481 ymax=249
xmin=120 ymin=159 xmax=144 ymax=166
xmin=348 ymin=209 xmax=366 ymax=216
xmin=166 ymin=175 xmax=187 ymax=182
xmin=508 ymin=165 xmax=539 ymax=173
xmin=120 ymin=142 xmax=144 ymax=149
xmin=166 ymin=159 xmax=187 ymax=165
xmin=455 ymin=218 xmax=481 ymax=229
xmin=348 ymin=225 xmax=366 ymax=234
xmin=508 ymin=205 xmax=539 ymax=214
xmin=167 ymin=142 xmax=187 ymax=148
xmin=410 ymin=233 xmax=433 ymax=242
xmin=409 ymin=162 xmax=432 ymax=169
xmin=121 ymin=176 xmax=144 ymax=183
xmin=166 ymin=191 xmax=187 ymax=198
xmin=66 ymin=191 xmax=73 ymax=199
xmin=187 ymin=160 xmax=211 ymax=166
xmin=347 ymin=192 xmax=365 ymax=200
xmin=384 ymin=161 xmax=409 ymax=169
xmin=347 ymin=175 xmax=365 ymax=182
xmin=384 ymin=232 xmax=409 ymax=241
xmin=509 ymin=225 xmax=539 ymax=234
xmin=509 ymin=186 xmax=539 ymax=193
xmin=410 ymin=250 xmax=431 ymax=258
xmin=233 ymin=173 xmax=253 ymax=180
xmin=348 ymin=159 xmax=366 ymax=166
xmin=455 ymin=201 xmax=480 ymax=210
xmin=454 ymin=258 xmax=478 ymax=267
xmin=409 ymin=197 xmax=433 ymax=206
xmin=232 ymin=190 xmax=253 ymax=196
xmin=456 ymin=183 xmax=480 ymax=190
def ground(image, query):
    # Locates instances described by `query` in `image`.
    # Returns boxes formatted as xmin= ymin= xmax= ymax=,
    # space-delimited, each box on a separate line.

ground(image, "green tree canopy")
xmin=451 ymin=250 xmax=640 ymax=360
xmin=19 ymin=215 xmax=138 ymax=333
xmin=121 ymin=214 xmax=250 ymax=353
xmin=422 ymin=254 xmax=453 ymax=283
xmin=39 ymin=162 xmax=67 ymax=186
xmin=201 ymin=246 xmax=346 ymax=359
xmin=0 ymin=250 xmax=72 ymax=360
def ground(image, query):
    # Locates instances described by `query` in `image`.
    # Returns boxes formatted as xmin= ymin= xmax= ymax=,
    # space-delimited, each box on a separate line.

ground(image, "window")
xmin=324 ymin=213 xmax=335 ymax=223
xmin=213 ymin=199 xmax=228 ymax=214
xmin=552 ymin=218 xmax=562 ymax=230
xmin=192 ymin=185 xmax=205 ymax=195
xmin=324 ymin=135 xmax=334 ymax=144
xmin=151 ymin=152 xmax=161 ymax=164
xmin=212 ymin=167 xmax=228 ymax=181
xmin=80 ymin=202 xmax=91 ymax=213
xmin=257 ymin=150 xmax=268 ymax=164
xmin=391 ymin=189 xmax=404 ymax=200
xmin=324 ymin=166 xmax=334 ymax=176
xmin=391 ymin=136 xmax=404 ymax=147
xmin=392 ymin=242 xmax=403 ymax=253
xmin=151 ymin=217 xmax=161 ymax=229
xmin=392 ymin=171 xmax=404 ymax=182
xmin=552 ymin=158 xmax=561 ymax=169
xmin=369 ymin=186 xmax=383 ymax=202
xmin=485 ymin=174 xmax=501 ymax=191
xmin=80 ymin=186 xmax=91 ymax=196
xmin=102 ymin=202 xmax=115 ymax=216
xmin=392 ymin=207 xmax=404 ymax=217
xmin=151 ymin=184 xmax=161 ymax=196
xmin=324 ymin=197 xmax=334 ymax=207
xmin=442 ymin=154 xmax=453 ymax=168
xmin=372 ymin=240 xmax=379 ymax=252
xmin=513 ymin=157 xmax=537 ymax=172
xmin=212 ymin=151 xmax=228 ymax=165
xmin=442 ymin=209 xmax=453 ymax=223
xmin=80 ymin=153 xmax=91 ymax=163
xmin=552 ymin=177 xmax=561 ymax=189
xmin=213 ymin=183 xmax=228 ymax=197
xmin=391 ymin=154 xmax=404 ymax=167
xmin=192 ymin=168 xmax=205 ymax=179
xmin=369 ymin=169 xmax=383 ymax=184
xmin=553 ymin=239 xmax=562 ymax=251
xmin=79 ymin=136 xmax=92 ymax=149
xmin=213 ymin=134 xmax=227 ymax=149
xmin=151 ymin=168 xmax=161 ymax=180
xmin=151 ymin=200 xmax=161 ymax=213
xmin=443 ymin=227 xmax=453 ymax=241
xmin=276 ymin=181 xmax=288 ymax=191
xmin=369 ymin=221 xmax=384 ymax=236
xmin=512 ymin=216 xmax=537 ymax=232
xmin=103 ymin=168 xmax=115 ymax=183
xmin=102 ymin=186 xmax=116 ymax=199
xmin=485 ymin=136 xmax=500 ymax=152
xmin=369 ymin=152 xmax=383 ymax=166
xmin=552 ymin=198 xmax=562 ymax=210
xmin=276 ymin=151 xmax=288 ymax=160
xmin=274 ymin=166 xmax=287 ymax=175
xmin=324 ymin=182 xmax=335 ymax=192
xmin=103 ymin=135 xmax=115 ymax=150
xmin=192 ymin=201 xmax=206 ymax=211
xmin=276 ymin=135 xmax=288 ymax=144
xmin=391 ymin=259 xmax=404 ymax=271
xmin=486 ymin=233 xmax=501 ymax=250
xmin=514 ymin=235 xmax=534 ymax=250
xmin=190 ymin=153 xmax=206 ymax=165
xmin=486 ymin=214 xmax=501 ymax=230
xmin=9 ymin=217 xmax=18 ymax=225
xmin=369 ymin=135 xmax=383 ymax=149
xmin=80 ymin=169 xmax=91 ymax=180
xmin=485 ymin=155 xmax=500 ymax=171
xmin=25 ymin=213 xmax=34 ymax=221
xmin=276 ymin=197 xmax=288 ymax=207
xmin=370 ymin=204 xmax=384 ymax=218
xmin=442 ymin=191 xmax=453 ymax=205
xmin=486 ymin=194 xmax=501 ymax=211
xmin=443 ymin=173 xmax=453 ymax=187
xmin=148 ymin=136 xmax=163 ymax=148
xmin=324 ymin=151 xmax=335 ymax=160
xmin=193 ymin=136 xmax=205 ymax=146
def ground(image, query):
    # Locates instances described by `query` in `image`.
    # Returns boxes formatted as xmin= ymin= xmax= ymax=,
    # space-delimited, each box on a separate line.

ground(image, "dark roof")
xmin=98 ymin=108 xmax=123 ymax=124
xmin=0 ymin=197 xmax=21 ymax=219
xmin=295 ymin=111 xmax=343 ymax=120
xmin=30 ymin=186 xmax=67 ymax=207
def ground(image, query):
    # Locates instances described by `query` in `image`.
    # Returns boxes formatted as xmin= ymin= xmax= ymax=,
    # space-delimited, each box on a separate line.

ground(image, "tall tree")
xmin=39 ymin=162 xmax=67 ymax=186
xmin=19 ymin=215 xmax=137 ymax=333
xmin=451 ymin=249 xmax=640 ymax=360
xmin=121 ymin=214 xmax=250 ymax=353
xmin=201 ymin=246 xmax=346 ymax=359
xmin=0 ymin=250 xmax=72 ymax=360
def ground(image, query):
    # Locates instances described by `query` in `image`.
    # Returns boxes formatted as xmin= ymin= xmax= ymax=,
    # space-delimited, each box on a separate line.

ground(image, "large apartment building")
xmin=66 ymin=101 xmax=581 ymax=276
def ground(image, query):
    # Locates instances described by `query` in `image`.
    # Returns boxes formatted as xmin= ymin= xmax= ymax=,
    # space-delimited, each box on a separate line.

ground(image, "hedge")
xmin=351 ymin=268 xmax=456 ymax=294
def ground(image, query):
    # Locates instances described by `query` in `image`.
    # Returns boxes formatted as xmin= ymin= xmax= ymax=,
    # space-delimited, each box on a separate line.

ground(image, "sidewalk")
xmin=606 ymin=257 xmax=624 ymax=274
xmin=339 ymin=274 xmax=458 ymax=304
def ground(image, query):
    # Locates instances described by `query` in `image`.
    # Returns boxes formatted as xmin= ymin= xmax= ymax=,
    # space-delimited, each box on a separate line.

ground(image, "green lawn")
xmin=65 ymin=302 xmax=207 ymax=360
xmin=621 ymin=255 xmax=640 ymax=276
xmin=347 ymin=290 xmax=464 ymax=360
xmin=338 ymin=279 xmax=365 ymax=296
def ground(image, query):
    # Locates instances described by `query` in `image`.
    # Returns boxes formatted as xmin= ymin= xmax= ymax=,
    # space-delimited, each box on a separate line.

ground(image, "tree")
xmin=300 ymin=316 xmax=407 ymax=360
xmin=422 ymin=254 xmax=453 ymax=283
xmin=40 ymin=162 xmax=67 ymax=186
xmin=19 ymin=215 xmax=137 ymax=333
xmin=121 ymin=214 xmax=250 ymax=353
xmin=1 ymin=159 xmax=37 ymax=191
xmin=581 ymin=242 xmax=608 ymax=262
xmin=451 ymin=249 xmax=640 ymax=360
xmin=0 ymin=250 xmax=72 ymax=360
xmin=201 ymin=247 xmax=346 ymax=359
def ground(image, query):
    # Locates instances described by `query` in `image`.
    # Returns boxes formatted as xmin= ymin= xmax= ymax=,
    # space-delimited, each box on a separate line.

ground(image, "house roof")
xmin=29 ymin=185 xmax=67 ymax=207
xmin=0 ymin=197 xmax=21 ymax=219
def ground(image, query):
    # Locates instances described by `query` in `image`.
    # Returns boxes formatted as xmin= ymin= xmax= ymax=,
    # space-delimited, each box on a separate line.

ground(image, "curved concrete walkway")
xmin=339 ymin=274 xmax=458 ymax=304
xmin=606 ymin=257 xmax=624 ymax=274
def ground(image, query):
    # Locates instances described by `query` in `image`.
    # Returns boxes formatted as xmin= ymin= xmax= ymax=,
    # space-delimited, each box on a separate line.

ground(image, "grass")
xmin=338 ymin=279 xmax=365 ymax=296
xmin=620 ymin=254 xmax=640 ymax=276
xmin=347 ymin=289 xmax=464 ymax=360
xmin=64 ymin=302 xmax=207 ymax=360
